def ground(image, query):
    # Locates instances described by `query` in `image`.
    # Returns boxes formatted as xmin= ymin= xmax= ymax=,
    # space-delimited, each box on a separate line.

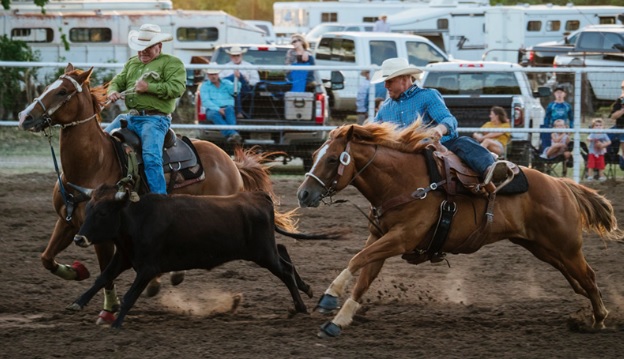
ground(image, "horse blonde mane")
xmin=67 ymin=68 xmax=109 ymax=122
xmin=329 ymin=119 xmax=436 ymax=153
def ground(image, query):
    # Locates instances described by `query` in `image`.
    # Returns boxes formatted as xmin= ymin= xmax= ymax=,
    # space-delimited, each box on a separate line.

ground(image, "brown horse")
xmin=296 ymin=122 xmax=622 ymax=337
xmin=17 ymin=64 xmax=298 ymax=324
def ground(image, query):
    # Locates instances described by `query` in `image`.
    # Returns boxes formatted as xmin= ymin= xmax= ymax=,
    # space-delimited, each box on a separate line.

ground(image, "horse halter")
xmin=31 ymin=74 xmax=96 ymax=129
xmin=305 ymin=140 xmax=377 ymax=202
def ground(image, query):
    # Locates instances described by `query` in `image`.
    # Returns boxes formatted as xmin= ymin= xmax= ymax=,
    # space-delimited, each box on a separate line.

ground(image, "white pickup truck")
xmin=420 ymin=61 xmax=551 ymax=166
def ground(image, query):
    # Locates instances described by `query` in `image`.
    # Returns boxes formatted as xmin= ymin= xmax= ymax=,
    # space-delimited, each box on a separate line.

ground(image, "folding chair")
xmin=532 ymin=124 xmax=568 ymax=177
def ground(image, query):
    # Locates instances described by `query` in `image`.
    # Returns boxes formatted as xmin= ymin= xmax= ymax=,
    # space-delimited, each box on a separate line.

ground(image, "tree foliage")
xmin=0 ymin=35 xmax=39 ymax=120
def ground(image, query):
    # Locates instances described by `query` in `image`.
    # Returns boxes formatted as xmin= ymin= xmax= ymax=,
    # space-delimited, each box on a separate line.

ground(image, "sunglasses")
xmin=291 ymin=39 xmax=301 ymax=44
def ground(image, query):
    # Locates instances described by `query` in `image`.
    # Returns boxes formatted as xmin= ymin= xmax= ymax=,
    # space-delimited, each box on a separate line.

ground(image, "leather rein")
xmin=33 ymin=74 xmax=99 ymax=222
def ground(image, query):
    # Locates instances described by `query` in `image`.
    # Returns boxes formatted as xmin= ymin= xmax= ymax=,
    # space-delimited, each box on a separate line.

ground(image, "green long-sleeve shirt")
xmin=108 ymin=53 xmax=186 ymax=114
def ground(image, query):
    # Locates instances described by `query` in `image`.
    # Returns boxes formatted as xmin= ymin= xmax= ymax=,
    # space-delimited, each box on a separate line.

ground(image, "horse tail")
xmin=232 ymin=147 xmax=347 ymax=240
xmin=231 ymin=147 xmax=300 ymax=231
xmin=560 ymin=178 xmax=623 ymax=241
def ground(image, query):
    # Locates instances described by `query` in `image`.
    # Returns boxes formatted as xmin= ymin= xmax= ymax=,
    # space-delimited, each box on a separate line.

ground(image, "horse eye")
xmin=327 ymin=156 xmax=338 ymax=165
xmin=58 ymin=89 xmax=68 ymax=96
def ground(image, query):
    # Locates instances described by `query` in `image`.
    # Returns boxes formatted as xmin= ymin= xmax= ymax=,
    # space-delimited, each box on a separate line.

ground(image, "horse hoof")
xmin=316 ymin=294 xmax=340 ymax=315
xmin=96 ymin=310 xmax=116 ymax=325
xmin=66 ymin=302 xmax=82 ymax=311
xmin=317 ymin=321 xmax=341 ymax=338
xmin=71 ymin=260 xmax=90 ymax=281
xmin=170 ymin=271 xmax=185 ymax=286
xmin=144 ymin=283 xmax=160 ymax=297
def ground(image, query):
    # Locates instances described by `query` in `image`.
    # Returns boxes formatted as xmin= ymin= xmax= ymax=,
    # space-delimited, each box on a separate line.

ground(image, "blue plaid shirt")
xmin=374 ymin=85 xmax=458 ymax=143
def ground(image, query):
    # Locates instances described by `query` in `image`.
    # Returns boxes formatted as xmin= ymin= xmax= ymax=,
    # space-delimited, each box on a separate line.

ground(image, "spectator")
xmin=586 ymin=118 xmax=611 ymax=182
xmin=105 ymin=23 xmax=186 ymax=194
xmin=285 ymin=34 xmax=315 ymax=91
xmin=199 ymin=69 xmax=242 ymax=144
xmin=472 ymin=106 xmax=511 ymax=158
xmin=219 ymin=46 xmax=259 ymax=119
xmin=355 ymin=70 xmax=387 ymax=125
xmin=540 ymin=119 xmax=571 ymax=160
xmin=543 ymin=85 xmax=573 ymax=128
xmin=608 ymin=79 xmax=624 ymax=162
xmin=373 ymin=14 xmax=391 ymax=32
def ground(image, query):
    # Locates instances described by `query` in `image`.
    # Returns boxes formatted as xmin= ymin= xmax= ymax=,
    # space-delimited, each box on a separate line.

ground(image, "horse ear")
xmin=65 ymin=63 xmax=74 ymax=73
xmin=346 ymin=125 xmax=355 ymax=141
xmin=75 ymin=67 xmax=94 ymax=86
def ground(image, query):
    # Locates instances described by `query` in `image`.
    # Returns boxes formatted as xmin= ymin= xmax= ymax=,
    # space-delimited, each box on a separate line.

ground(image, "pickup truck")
xmin=553 ymin=26 xmax=624 ymax=112
xmin=421 ymin=61 xmax=551 ymax=166
xmin=195 ymin=44 xmax=343 ymax=171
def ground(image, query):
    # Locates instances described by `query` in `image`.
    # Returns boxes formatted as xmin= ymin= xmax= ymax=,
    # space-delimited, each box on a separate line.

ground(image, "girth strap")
xmin=426 ymin=200 xmax=457 ymax=260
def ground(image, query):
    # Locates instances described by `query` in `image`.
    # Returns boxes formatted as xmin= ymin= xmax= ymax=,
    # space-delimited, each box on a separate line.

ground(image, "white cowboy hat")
xmin=206 ymin=68 xmax=220 ymax=75
xmin=370 ymin=58 xmax=423 ymax=84
xmin=225 ymin=46 xmax=248 ymax=55
xmin=128 ymin=24 xmax=173 ymax=51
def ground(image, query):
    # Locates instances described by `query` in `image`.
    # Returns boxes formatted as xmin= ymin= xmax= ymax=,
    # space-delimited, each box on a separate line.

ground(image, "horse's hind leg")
xmin=561 ymin=252 xmax=608 ymax=328
xmin=516 ymin=239 xmax=608 ymax=328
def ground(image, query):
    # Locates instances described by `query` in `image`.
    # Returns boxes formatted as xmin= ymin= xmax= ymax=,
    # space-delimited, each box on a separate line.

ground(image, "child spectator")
xmin=544 ymin=86 xmax=573 ymax=128
xmin=586 ymin=118 xmax=611 ymax=182
xmin=541 ymin=119 xmax=571 ymax=160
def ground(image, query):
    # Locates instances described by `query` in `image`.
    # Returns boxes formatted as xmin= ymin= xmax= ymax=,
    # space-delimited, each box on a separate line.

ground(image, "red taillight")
xmin=528 ymin=51 xmax=534 ymax=62
xmin=315 ymin=92 xmax=325 ymax=124
xmin=513 ymin=106 xmax=524 ymax=127
xmin=195 ymin=90 xmax=206 ymax=122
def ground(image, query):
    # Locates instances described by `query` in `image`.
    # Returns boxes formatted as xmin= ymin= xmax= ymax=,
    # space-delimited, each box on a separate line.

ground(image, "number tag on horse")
xmin=339 ymin=152 xmax=351 ymax=166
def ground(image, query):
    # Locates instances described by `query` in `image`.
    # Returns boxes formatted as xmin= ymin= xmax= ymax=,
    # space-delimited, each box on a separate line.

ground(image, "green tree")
xmin=0 ymin=35 xmax=39 ymax=120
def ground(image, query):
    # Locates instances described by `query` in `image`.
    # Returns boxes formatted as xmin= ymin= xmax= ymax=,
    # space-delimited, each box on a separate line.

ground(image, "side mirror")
xmin=613 ymin=44 xmax=624 ymax=52
xmin=330 ymin=71 xmax=345 ymax=90
xmin=535 ymin=86 xmax=552 ymax=98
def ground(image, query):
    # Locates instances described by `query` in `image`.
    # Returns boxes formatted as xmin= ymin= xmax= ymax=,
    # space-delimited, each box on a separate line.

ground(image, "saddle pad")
xmin=498 ymin=167 xmax=529 ymax=195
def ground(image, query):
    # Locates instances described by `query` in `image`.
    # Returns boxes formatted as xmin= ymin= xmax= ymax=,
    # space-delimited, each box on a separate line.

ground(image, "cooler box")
xmin=284 ymin=92 xmax=314 ymax=120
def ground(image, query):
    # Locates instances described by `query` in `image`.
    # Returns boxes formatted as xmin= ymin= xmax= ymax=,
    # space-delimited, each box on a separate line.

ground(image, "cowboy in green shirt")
xmin=105 ymin=24 xmax=186 ymax=194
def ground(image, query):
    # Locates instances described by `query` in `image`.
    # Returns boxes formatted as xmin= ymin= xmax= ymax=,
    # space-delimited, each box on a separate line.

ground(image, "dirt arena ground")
xmin=2 ymin=170 xmax=624 ymax=359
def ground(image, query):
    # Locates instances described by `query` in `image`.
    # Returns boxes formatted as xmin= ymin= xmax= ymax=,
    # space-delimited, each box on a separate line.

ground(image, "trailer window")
xmin=526 ymin=21 xmax=542 ymax=32
xmin=546 ymin=21 xmax=560 ymax=32
xmin=69 ymin=28 xmax=112 ymax=43
xmin=437 ymin=19 xmax=449 ymax=30
xmin=321 ymin=12 xmax=337 ymax=22
xmin=177 ymin=28 xmax=219 ymax=42
xmin=599 ymin=17 xmax=616 ymax=25
xmin=11 ymin=28 xmax=53 ymax=43
xmin=565 ymin=20 xmax=580 ymax=31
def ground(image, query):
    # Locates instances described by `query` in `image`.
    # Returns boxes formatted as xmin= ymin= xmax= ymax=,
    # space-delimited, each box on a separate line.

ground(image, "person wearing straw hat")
xmin=198 ymin=68 xmax=242 ymax=144
xmin=219 ymin=45 xmax=259 ymax=119
xmin=105 ymin=23 xmax=186 ymax=194
xmin=372 ymin=57 xmax=512 ymax=193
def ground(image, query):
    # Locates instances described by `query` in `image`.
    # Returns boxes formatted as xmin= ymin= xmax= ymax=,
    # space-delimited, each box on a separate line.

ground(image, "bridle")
xmin=31 ymin=74 xmax=97 ymax=129
xmin=304 ymin=139 xmax=378 ymax=202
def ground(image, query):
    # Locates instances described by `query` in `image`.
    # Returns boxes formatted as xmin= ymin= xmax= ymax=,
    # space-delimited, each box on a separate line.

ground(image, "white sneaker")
xmin=599 ymin=176 xmax=607 ymax=182
xmin=586 ymin=176 xmax=594 ymax=181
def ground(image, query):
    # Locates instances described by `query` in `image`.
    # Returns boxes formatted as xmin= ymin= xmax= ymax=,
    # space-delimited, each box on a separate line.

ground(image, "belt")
xmin=132 ymin=109 xmax=169 ymax=117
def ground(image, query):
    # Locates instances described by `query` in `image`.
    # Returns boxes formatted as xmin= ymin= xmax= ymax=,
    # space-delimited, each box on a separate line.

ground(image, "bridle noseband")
xmin=304 ymin=140 xmax=377 ymax=202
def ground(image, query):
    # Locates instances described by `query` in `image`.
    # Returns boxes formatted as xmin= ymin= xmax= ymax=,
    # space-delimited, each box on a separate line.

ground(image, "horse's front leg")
xmin=317 ymin=231 xmax=409 ymax=337
xmin=41 ymin=219 xmax=90 ymax=280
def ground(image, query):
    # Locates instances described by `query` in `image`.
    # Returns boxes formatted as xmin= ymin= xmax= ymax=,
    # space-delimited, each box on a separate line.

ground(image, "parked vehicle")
xmin=1 ymin=0 xmax=266 ymax=81
xmin=553 ymin=26 xmax=624 ymax=111
xmin=305 ymin=22 xmax=374 ymax=50
xmin=390 ymin=3 xmax=623 ymax=63
xmin=273 ymin=0 xmax=451 ymax=37
xmin=420 ymin=61 xmax=551 ymax=166
xmin=195 ymin=44 xmax=343 ymax=170
xmin=314 ymin=31 xmax=448 ymax=119
xmin=244 ymin=20 xmax=277 ymax=44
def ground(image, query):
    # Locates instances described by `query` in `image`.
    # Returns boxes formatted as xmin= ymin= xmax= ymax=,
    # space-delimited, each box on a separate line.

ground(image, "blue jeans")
xmin=206 ymin=106 xmax=239 ymax=138
xmin=105 ymin=114 xmax=170 ymax=194
xmin=443 ymin=136 xmax=495 ymax=177
xmin=222 ymin=74 xmax=251 ymax=117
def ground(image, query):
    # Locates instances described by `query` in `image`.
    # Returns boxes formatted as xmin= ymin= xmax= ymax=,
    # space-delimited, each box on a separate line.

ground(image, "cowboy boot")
xmin=483 ymin=161 xmax=514 ymax=193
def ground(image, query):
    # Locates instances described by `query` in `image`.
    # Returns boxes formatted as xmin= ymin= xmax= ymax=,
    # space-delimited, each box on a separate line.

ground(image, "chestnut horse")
xmin=297 ymin=122 xmax=622 ymax=337
xmin=18 ymin=64 xmax=298 ymax=324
